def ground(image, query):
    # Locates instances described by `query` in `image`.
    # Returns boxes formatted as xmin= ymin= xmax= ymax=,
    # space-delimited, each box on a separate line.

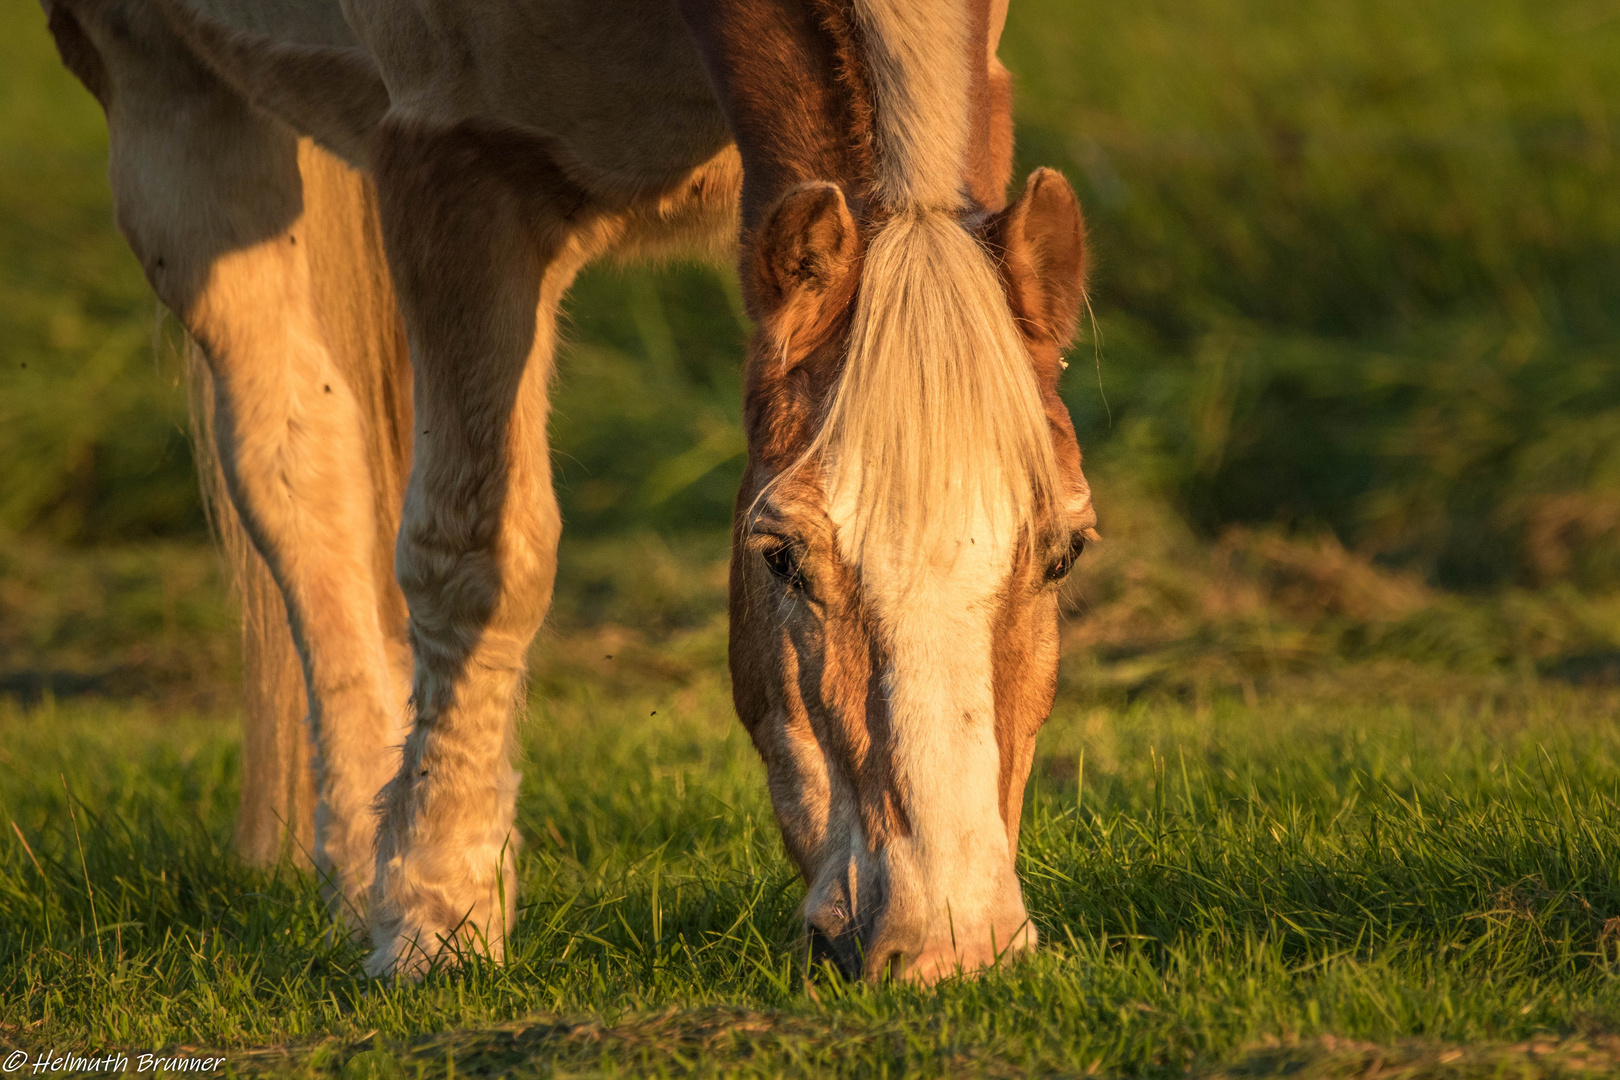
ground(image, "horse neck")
xmin=681 ymin=0 xmax=1008 ymax=235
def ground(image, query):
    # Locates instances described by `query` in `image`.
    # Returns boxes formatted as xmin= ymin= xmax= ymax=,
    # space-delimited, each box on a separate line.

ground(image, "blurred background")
xmin=2 ymin=0 xmax=1618 ymax=713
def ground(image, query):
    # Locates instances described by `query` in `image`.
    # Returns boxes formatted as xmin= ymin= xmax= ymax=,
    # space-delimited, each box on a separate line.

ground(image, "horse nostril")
xmin=807 ymin=925 xmax=835 ymax=967
xmin=806 ymin=925 xmax=856 ymax=981
xmin=880 ymin=951 xmax=905 ymax=983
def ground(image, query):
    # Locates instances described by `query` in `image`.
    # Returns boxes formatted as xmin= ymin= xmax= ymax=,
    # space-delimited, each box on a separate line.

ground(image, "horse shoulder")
xmin=146 ymin=0 xmax=389 ymax=166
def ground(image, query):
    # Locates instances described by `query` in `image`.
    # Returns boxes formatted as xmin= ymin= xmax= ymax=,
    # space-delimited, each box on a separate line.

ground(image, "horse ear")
xmin=982 ymin=167 xmax=1087 ymax=349
xmin=750 ymin=182 xmax=860 ymax=349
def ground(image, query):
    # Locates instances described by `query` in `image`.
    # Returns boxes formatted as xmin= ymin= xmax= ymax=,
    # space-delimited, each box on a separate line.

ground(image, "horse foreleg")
xmin=365 ymin=118 xmax=598 ymax=975
xmin=49 ymin=0 xmax=411 ymax=925
xmin=193 ymin=220 xmax=410 ymax=925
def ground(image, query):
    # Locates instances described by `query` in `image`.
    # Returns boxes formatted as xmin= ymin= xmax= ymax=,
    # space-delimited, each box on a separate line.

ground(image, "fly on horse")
xmin=44 ymin=0 xmax=1097 ymax=982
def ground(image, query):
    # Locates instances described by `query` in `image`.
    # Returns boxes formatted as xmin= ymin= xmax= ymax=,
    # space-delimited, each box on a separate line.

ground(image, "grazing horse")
xmin=43 ymin=0 xmax=1096 ymax=981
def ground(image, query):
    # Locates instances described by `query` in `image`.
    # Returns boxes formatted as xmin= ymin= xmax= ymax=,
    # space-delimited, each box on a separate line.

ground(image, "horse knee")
xmin=394 ymin=497 xmax=560 ymax=667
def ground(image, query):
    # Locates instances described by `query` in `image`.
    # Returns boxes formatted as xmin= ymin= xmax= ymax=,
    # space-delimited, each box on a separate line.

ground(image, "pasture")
xmin=9 ymin=682 xmax=1620 ymax=1076
xmin=4 ymin=0 xmax=1620 ymax=1074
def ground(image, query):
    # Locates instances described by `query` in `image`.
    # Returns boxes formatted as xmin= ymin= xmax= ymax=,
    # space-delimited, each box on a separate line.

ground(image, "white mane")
xmin=850 ymin=0 xmax=974 ymax=210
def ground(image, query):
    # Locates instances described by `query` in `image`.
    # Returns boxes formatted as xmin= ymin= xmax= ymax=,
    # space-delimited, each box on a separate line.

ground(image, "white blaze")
xmin=827 ymin=484 xmax=1034 ymax=970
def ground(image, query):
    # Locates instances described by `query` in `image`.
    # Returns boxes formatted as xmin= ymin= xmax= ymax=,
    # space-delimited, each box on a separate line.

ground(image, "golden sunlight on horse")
xmin=45 ymin=0 xmax=1092 ymax=982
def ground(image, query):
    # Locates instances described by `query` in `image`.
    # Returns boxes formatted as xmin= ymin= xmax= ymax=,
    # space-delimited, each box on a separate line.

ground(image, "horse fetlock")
xmin=364 ymin=755 xmax=521 ymax=977
xmin=365 ymin=845 xmax=520 ymax=977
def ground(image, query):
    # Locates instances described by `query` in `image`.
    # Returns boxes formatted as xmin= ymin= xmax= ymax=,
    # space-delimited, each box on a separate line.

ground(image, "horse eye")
xmin=1045 ymin=533 xmax=1086 ymax=583
xmin=763 ymin=541 xmax=805 ymax=589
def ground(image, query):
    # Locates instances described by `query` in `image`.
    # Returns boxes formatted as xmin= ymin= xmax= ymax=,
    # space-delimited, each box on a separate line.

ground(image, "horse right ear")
xmin=749 ymin=183 xmax=861 ymax=351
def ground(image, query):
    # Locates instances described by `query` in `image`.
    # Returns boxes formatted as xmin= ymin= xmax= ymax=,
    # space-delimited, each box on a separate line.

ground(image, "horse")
xmin=42 ymin=0 xmax=1097 ymax=982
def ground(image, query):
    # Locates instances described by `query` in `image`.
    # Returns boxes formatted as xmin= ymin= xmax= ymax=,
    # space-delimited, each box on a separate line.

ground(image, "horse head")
xmin=730 ymin=167 xmax=1095 ymax=981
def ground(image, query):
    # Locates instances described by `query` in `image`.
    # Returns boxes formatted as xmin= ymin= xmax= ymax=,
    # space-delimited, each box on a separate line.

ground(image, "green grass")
xmin=1003 ymin=0 xmax=1620 ymax=589
xmin=6 ymin=681 xmax=1620 ymax=1076
xmin=5 ymin=0 xmax=1620 ymax=590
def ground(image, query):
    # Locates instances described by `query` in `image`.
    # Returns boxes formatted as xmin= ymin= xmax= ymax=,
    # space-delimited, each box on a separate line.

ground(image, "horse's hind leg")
xmin=47 ymin=1 xmax=409 ymax=921
xmin=363 ymin=119 xmax=607 ymax=975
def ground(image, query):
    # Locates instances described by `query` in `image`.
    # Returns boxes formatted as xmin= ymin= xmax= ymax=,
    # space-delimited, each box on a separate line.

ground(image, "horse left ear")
xmin=981 ymin=167 xmax=1088 ymax=349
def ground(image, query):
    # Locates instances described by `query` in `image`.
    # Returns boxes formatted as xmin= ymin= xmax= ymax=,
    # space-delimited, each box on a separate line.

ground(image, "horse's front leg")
xmin=45 ymin=0 xmax=414 ymax=924
xmin=364 ymin=118 xmax=598 ymax=975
